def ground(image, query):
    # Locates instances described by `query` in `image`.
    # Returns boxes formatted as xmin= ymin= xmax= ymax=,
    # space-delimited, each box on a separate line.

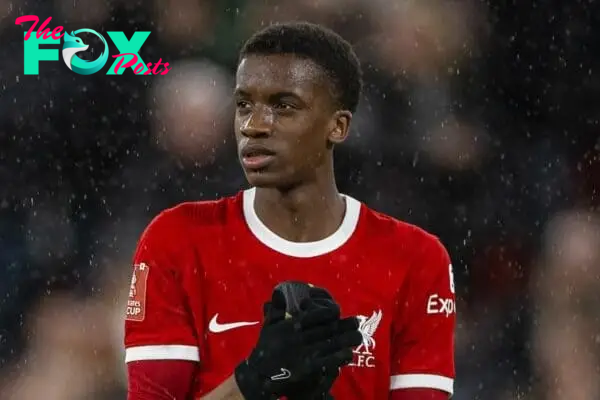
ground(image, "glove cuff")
xmin=288 ymin=392 xmax=334 ymax=400
xmin=234 ymin=361 xmax=271 ymax=400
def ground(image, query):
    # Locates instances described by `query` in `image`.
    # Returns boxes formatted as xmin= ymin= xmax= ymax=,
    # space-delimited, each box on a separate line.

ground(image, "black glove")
xmin=234 ymin=282 xmax=361 ymax=400
xmin=281 ymin=284 xmax=352 ymax=400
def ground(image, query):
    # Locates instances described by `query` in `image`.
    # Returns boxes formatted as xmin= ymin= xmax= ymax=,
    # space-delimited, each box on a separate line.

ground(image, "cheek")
xmin=233 ymin=116 xmax=246 ymax=139
xmin=289 ymin=130 xmax=328 ymax=164
xmin=274 ymin=112 xmax=329 ymax=161
xmin=233 ymin=114 xmax=242 ymax=132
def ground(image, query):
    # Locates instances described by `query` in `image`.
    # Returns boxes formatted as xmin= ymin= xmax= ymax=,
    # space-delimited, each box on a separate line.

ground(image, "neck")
xmin=253 ymin=178 xmax=346 ymax=243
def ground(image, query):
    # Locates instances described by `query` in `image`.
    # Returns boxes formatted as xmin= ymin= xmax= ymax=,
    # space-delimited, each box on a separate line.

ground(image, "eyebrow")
xmin=233 ymin=88 xmax=250 ymax=97
xmin=270 ymin=91 xmax=303 ymax=101
xmin=233 ymin=89 xmax=305 ymax=103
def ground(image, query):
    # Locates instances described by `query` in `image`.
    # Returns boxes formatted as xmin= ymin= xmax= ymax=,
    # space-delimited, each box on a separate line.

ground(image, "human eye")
xmin=236 ymin=100 xmax=252 ymax=112
xmin=273 ymin=102 xmax=297 ymax=112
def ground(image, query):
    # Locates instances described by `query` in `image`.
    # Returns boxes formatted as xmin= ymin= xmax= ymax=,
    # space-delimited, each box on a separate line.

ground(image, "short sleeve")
xmin=124 ymin=210 xmax=201 ymax=363
xmin=390 ymin=235 xmax=456 ymax=395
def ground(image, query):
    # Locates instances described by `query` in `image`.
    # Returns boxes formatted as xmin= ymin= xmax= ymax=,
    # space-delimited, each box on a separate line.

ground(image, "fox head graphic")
xmin=62 ymin=31 xmax=89 ymax=70
xmin=61 ymin=29 xmax=108 ymax=75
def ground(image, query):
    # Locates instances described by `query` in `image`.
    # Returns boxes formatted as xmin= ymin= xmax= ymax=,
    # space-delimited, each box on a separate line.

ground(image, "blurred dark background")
xmin=0 ymin=1 xmax=599 ymax=399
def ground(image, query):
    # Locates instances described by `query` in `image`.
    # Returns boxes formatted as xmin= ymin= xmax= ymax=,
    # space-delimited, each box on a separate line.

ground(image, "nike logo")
xmin=270 ymin=368 xmax=292 ymax=381
xmin=208 ymin=313 xmax=259 ymax=333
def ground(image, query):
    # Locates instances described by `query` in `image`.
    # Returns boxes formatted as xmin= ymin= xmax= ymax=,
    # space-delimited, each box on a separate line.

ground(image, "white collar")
xmin=242 ymin=187 xmax=361 ymax=258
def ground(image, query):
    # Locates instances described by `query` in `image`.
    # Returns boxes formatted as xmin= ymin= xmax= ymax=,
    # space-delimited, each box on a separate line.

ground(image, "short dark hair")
xmin=239 ymin=21 xmax=363 ymax=113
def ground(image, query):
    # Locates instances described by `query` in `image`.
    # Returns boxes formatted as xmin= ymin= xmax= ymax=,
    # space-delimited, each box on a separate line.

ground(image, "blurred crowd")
xmin=0 ymin=0 xmax=599 ymax=399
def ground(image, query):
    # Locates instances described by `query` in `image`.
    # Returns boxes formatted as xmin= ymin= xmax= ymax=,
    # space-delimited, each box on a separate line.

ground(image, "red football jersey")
xmin=124 ymin=188 xmax=456 ymax=399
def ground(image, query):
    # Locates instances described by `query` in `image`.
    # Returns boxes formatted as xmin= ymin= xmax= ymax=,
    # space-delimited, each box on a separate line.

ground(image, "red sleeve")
xmin=390 ymin=234 xmax=456 ymax=396
xmin=124 ymin=209 xmax=202 ymax=393
xmin=128 ymin=360 xmax=196 ymax=400
xmin=390 ymin=388 xmax=449 ymax=400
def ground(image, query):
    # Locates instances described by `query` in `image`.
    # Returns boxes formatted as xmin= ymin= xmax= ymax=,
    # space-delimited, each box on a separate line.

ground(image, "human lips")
xmin=240 ymin=143 xmax=276 ymax=169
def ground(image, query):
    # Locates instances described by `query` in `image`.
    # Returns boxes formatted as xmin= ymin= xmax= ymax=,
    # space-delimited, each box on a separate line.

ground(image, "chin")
xmin=246 ymin=171 xmax=280 ymax=188
xmin=244 ymin=170 xmax=294 ymax=189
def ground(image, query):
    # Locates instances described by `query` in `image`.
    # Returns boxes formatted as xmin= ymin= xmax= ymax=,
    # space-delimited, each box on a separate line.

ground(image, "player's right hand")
xmin=233 ymin=283 xmax=362 ymax=400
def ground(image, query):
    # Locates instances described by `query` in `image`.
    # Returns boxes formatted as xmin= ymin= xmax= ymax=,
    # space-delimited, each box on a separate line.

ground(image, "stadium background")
xmin=1 ymin=0 xmax=599 ymax=398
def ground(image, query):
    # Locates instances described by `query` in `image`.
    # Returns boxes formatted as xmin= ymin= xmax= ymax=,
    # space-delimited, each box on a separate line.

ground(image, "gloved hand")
xmin=234 ymin=282 xmax=361 ymax=400
xmin=281 ymin=284 xmax=355 ymax=400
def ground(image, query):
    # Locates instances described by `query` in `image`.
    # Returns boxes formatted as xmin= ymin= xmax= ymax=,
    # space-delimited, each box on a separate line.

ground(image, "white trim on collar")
xmin=242 ymin=187 xmax=361 ymax=258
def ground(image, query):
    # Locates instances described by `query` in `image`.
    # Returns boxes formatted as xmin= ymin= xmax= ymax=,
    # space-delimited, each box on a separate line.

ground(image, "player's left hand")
xmin=264 ymin=282 xmax=356 ymax=399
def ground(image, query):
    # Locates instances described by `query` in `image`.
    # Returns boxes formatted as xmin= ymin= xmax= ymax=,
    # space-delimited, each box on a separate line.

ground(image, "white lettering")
xmin=126 ymin=306 xmax=142 ymax=316
xmin=426 ymin=294 xmax=455 ymax=317
xmin=348 ymin=354 xmax=376 ymax=368
xmin=449 ymin=264 xmax=455 ymax=294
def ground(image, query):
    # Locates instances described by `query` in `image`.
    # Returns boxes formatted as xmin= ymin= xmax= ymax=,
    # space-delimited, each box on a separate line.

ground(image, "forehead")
xmin=235 ymin=54 xmax=328 ymax=98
